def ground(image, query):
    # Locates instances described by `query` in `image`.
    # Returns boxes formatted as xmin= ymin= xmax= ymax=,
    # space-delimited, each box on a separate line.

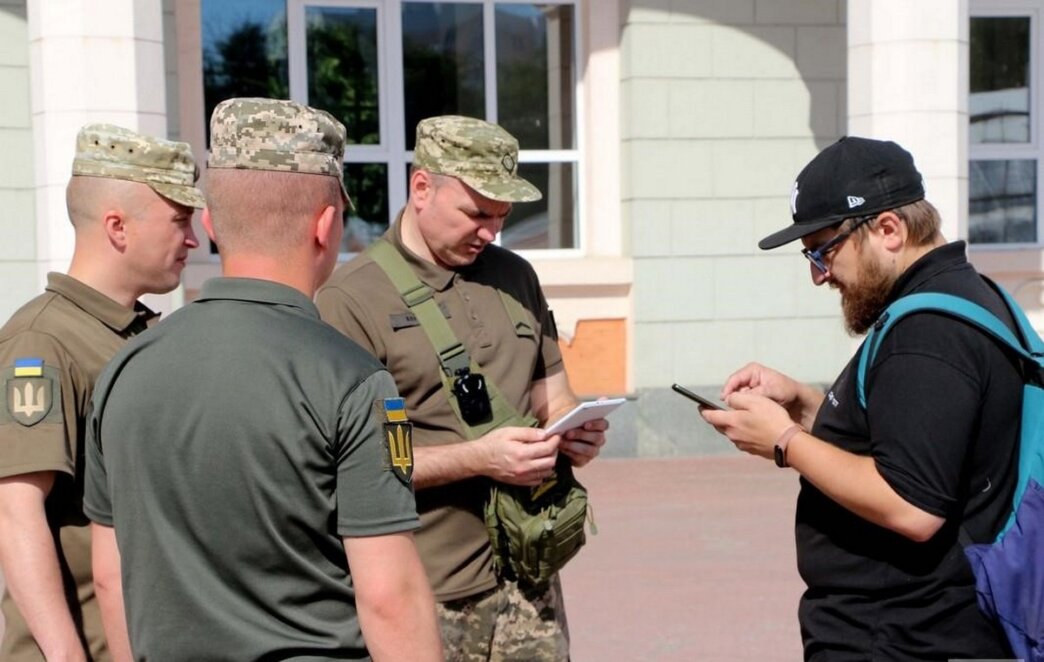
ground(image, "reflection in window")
xmin=496 ymin=5 xmax=575 ymax=150
xmin=402 ymin=3 xmax=485 ymax=150
xmin=306 ymin=7 xmax=380 ymax=144
xmin=969 ymin=159 xmax=1036 ymax=244
xmin=343 ymin=163 xmax=390 ymax=253
xmin=970 ymin=17 xmax=1030 ymax=144
xmin=502 ymin=162 xmax=575 ymax=250
xmin=201 ymin=0 xmax=288 ymax=143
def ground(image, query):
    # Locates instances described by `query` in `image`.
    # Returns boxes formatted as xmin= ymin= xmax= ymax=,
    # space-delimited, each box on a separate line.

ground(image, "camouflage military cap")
xmin=413 ymin=116 xmax=541 ymax=203
xmin=208 ymin=98 xmax=351 ymax=205
xmin=72 ymin=124 xmax=205 ymax=209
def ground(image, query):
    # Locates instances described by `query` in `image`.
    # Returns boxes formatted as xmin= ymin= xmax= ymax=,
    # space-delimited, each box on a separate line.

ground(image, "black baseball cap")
xmin=758 ymin=136 xmax=925 ymax=250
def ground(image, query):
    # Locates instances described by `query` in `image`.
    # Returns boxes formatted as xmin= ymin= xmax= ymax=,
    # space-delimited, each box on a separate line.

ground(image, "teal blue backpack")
xmin=856 ymin=284 xmax=1044 ymax=660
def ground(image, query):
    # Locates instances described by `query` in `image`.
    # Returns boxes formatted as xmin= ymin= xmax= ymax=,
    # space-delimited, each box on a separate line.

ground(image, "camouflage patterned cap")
xmin=208 ymin=97 xmax=351 ymax=205
xmin=72 ymin=124 xmax=205 ymax=209
xmin=413 ymin=115 xmax=542 ymax=203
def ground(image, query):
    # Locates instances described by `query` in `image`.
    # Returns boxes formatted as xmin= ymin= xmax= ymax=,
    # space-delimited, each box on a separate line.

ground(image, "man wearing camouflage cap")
xmin=84 ymin=98 xmax=442 ymax=661
xmin=0 ymin=123 xmax=203 ymax=661
xmin=317 ymin=115 xmax=608 ymax=659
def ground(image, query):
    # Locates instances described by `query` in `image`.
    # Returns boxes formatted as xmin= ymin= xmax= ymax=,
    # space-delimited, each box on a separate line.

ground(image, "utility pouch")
xmin=484 ymin=458 xmax=591 ymax=590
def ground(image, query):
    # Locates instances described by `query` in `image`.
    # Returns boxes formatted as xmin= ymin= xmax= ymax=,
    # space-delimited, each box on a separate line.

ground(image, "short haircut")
xmin=845 ymin=199 xmax=942 ymax=248
xmin=205 ymin=169 xmax=341 ymax=255
xmin=65 ymin=175 xmax=153 ymax=228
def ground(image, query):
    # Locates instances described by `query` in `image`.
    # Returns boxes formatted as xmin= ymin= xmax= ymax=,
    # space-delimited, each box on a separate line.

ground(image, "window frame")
xmin=286 ymin=0 xmax=586 ymax=258
xmin=969 ymin=1 xmax=1044 ymax=248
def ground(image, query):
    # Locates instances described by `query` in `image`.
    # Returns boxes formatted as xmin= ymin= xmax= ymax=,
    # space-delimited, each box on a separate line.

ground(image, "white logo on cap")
xmin=790 ymin=182 xmax=799 ymax=216
xmin=847 ymin=195 xmax=865 ymax=209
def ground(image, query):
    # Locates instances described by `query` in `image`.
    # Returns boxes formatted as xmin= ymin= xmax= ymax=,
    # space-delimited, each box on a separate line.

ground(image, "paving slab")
xmin=561 ymin=455 xmax=805 ymax=661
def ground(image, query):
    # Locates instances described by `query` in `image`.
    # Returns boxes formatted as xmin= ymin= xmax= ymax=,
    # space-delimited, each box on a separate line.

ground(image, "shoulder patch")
xmin=4 ymin=359 xmax=61 ymax=427
xmin=374 ymin=397 xmax=413 ymax=484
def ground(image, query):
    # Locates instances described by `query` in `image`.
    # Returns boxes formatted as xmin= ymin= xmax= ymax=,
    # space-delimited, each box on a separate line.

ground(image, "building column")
xmin=26 ymin=0 xmax=178 ymax=312
xmin=847 ymin=0 xmax=968 ymax=240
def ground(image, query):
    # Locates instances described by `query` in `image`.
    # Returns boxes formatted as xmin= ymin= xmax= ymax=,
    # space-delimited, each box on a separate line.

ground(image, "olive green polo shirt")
xmin=0 ymin=272 xmax=157 ymax=662
xmin=316 ymin=221 xmax=564 ymax=601
xmin=84 ymin=277 xmax=420 ymax=660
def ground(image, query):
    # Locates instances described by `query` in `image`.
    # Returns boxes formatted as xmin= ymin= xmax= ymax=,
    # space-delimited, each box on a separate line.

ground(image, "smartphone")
xmin=671 ymin=383 xmax=727 ymax=410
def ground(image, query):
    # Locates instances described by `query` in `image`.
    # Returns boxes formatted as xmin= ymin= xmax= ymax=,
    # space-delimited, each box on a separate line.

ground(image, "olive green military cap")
xmin=72 ymin=124 xmax=206 ymax=209
xmin=208 ymin=97 xmax=351 ymax=205
xmin=413 ymin=115 xmax=542 ymax=203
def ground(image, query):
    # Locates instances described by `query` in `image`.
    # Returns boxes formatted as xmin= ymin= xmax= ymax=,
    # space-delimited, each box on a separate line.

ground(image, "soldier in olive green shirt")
xmin=0 ymin=124 xmax=203 ymax=661
xmin=84 ymin=98 xmax=443 ymax=661
xmin=317 ymin=116 xmax=610 ymax=660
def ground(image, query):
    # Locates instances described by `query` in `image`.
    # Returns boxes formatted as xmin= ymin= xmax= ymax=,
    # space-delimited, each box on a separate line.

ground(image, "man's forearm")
xmin=786 ymin=432 xmax=945 ymax=541
xmin=412 ymin=442 xmax=485 ymax=489
xmin=346 ymin=533 xmax=443 ymax=661
xmin=0 ymin=504 xmax=86 ymax=661
xmin=92 ymin=523 xmax=132 ymax=662
xmin=358 ymin=581 xmax=443 ymax=661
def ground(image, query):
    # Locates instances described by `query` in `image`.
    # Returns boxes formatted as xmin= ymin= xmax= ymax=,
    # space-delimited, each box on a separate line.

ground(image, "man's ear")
xmin=410 ymin=168 xmax=435 ymax=209
xmin=103 ymin=209 xmax=128 ymax=250
xmin=315 ymin=204 xmax=341 ymax=251
xmin=201 ymin=208 xmax=218 ymax=243
xmin=874 ymin=211 xmax=906 ymax=252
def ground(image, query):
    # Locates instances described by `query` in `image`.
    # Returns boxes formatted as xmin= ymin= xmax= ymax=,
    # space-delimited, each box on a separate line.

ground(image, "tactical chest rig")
xmin=368 ymin=239 xmax=589 ymax=589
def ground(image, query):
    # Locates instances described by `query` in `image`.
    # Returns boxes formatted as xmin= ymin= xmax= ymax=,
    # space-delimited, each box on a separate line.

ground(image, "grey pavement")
xmin=561 ymin=454 xmax=805 ymax=661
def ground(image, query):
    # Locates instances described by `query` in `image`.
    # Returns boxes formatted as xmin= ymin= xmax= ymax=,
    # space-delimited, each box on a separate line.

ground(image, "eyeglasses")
xmin=801 ymin=213 xmax=878 ymax=274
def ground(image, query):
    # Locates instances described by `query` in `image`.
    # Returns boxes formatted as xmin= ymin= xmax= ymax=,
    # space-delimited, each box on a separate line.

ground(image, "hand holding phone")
xmin=671 ymin=383 xmax=728 ymax=410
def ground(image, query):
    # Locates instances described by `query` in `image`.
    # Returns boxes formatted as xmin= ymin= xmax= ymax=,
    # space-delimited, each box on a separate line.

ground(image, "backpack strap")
xmin=857 ymin=290 xmax=1044 ymax=409
xmin=366 ymin=239 xmax=538 ymax=438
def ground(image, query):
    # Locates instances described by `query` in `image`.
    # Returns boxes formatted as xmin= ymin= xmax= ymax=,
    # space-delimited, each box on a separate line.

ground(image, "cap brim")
xmin=459 ymin=174 xmax=542 ymax=203
xmin=151 ymin=182 xmax=206 ymax=210
xmin=758 ymin=217 xmax=842 ymax=250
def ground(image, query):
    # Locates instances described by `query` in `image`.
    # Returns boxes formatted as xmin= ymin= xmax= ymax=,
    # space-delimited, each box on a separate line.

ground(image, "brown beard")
xmin=839 ymin=246 xmax=897 ymax=336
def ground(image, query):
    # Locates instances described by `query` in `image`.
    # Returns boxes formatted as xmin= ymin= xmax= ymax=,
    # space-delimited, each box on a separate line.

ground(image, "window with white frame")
xmin=201 ymin=0 xmax=580 ymax=254
xmin=969 ymin=5 xmax=1038 ymax=244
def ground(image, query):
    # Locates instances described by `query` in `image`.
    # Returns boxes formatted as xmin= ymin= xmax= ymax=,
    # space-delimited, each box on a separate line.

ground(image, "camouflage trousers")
xmin=436 ymin=575 xmax=569 ymax=661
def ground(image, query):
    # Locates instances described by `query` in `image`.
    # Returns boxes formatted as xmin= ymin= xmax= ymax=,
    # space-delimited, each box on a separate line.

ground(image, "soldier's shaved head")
xmin=65 ymin=176 xmax=156 ymax=229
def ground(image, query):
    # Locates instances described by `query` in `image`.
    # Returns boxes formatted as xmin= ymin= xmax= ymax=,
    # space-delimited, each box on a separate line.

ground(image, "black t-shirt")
xmin=798 ymin=242 xmax=1018 ymax=661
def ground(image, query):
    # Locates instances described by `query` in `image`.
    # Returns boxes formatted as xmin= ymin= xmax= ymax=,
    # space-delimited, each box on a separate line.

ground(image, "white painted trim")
xmin=969 ymin=2 xmax=1044 ymax=244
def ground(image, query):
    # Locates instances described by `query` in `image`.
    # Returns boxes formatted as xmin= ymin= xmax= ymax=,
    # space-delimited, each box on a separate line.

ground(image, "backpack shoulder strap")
xmin=366 ymin=239 xmax=537 ymax=437
xmin=856 ymin=291 xmax=1043 ymax=409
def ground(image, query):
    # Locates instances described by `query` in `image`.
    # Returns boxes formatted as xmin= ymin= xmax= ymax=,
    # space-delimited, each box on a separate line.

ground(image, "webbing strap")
xmin=857 ymin=288 xmax=1044 ymax=409
xmin=366 ymin=239 xmax=537 ymax=439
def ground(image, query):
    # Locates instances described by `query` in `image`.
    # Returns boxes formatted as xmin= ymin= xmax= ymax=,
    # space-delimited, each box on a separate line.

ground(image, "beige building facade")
xmin=0 ymin=0 xmax=1037 ymax=455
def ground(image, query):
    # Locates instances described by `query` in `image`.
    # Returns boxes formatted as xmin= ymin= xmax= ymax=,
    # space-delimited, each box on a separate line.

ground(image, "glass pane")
xmin=306 ymin=7 xmax=380 ymax=145
xmin=496 ymin=4 xmax=576 ymax=150
xmin=970 ymin=17 xmax=1030 ymax=144
xmin=969 ymin=159 xmax=1036 ymax=244
xmin=402 ymin=2 xmax=485 ymax=149
xmin=343 ymin=163 xmax=390 ymax=252
xmin=501 ymin=162 xmax=576 ymax=249
xmin=201 ymin=0 xmax=288 ymax=143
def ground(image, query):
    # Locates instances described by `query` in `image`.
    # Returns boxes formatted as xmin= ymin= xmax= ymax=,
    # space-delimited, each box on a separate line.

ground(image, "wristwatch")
xmin=773 ymin=424 xmax=804 ymax=468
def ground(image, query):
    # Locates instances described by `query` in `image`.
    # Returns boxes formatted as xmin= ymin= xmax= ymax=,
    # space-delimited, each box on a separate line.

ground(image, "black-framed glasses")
xmin=801 ymin=213 xmax=878 ymax=274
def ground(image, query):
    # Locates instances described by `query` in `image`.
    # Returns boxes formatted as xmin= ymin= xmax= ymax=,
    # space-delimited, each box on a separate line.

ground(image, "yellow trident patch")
xmin=386 ymin=423 xmax=413 ymax=483
xmin=379 ymin=397 xmax=413 ymax=484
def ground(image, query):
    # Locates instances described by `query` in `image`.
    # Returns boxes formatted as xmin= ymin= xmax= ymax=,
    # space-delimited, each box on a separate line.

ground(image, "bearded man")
xmin=700 ymin=137 xmax=1016 ymax=661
